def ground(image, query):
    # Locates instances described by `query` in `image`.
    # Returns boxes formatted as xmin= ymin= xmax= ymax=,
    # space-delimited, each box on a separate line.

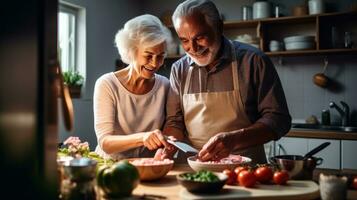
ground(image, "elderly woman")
xmin=93 ymin=14 xmax=173 ymax=160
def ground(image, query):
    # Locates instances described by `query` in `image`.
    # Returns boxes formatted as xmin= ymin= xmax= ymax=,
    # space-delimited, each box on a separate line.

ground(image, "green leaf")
xmin=62 ymin=70 xmax=84 ymax=86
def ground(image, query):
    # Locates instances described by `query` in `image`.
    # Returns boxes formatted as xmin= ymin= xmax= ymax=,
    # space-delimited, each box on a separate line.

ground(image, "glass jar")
xmin=344 ymin=31 xmax=353 ymax=48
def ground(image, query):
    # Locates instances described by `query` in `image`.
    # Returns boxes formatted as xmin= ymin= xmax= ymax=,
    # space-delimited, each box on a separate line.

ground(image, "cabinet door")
xmin=308 ymin=139 xmax=340 ymax=169
xmin=341 ymin=140 xmax=357 ymax=169
xmin=275 ymin=137 xmax=308 ymax=156
xmin=264 ymin=141 xmax=275 ymax=161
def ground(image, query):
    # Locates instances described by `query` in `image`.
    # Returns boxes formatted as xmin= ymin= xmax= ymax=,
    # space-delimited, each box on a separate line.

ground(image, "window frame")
xmin=58 ymin=3 xmax=78 ymax=72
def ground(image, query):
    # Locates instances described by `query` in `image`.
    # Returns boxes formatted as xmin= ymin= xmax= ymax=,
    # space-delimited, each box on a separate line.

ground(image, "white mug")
xmin=308 ymin=0 xmax=325 ymax=15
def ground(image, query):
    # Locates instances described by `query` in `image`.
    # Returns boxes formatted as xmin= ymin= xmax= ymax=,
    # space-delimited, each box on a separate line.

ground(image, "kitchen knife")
xmin=167 ymin=140 xmax=199 ymax=154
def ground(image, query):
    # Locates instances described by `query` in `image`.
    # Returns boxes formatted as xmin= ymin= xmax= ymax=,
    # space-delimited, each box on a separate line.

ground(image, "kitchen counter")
xmin=287 ymin=129 xmax=357 ymax=140
xmin=95 ymin=165 xmax=357 ymax=200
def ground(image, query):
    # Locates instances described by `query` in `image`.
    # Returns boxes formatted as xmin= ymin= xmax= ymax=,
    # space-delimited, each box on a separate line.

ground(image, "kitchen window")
xmin=58 ymin=4 xmax=78 ymax=72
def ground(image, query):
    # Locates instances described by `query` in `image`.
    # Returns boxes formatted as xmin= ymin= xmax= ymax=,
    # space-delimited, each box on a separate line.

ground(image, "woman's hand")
xmin=153 ymin=136 xmax=177 ymax=160
xmin=142 ymin=129 xmax=169 ymax=150
xmin=198 ymin=130 xmax=242 ymax=161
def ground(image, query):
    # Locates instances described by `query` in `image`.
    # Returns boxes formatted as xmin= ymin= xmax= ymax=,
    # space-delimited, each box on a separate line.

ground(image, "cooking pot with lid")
xmin=270 ymin=155 xmax=323 ymax=180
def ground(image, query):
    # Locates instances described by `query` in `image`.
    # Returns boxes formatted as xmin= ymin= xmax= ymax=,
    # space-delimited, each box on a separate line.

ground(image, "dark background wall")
xmin=59 ymin=0 xmax=357 ymax=150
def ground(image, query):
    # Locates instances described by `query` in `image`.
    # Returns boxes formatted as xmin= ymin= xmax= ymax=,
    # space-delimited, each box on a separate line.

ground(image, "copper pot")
xmin=313 ymin=57 xmax=330 ymax=88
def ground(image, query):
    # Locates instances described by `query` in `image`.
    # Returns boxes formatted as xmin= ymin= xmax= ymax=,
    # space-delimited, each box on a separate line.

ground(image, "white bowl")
xmin=187 ymin=155 xmax=251 ymax=172
xmin=284 ymin=35 xmax=315 ymax=43
xmin=285 ymin=41 xmax=315 ymax=50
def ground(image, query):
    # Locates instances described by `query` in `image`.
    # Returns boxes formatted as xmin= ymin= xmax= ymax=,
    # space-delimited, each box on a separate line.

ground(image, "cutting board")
xmin=179 ymin=180 xmax=320 ymax=200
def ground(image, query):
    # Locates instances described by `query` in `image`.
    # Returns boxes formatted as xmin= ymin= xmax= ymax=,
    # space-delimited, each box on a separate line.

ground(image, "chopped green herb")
xmin=181 ymin=170 xmax=220 ymax=182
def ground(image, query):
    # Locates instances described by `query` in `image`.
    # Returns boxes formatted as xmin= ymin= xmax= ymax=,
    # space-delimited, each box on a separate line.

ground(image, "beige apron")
xmin=182 ymin=42 xmax=266 ymax=164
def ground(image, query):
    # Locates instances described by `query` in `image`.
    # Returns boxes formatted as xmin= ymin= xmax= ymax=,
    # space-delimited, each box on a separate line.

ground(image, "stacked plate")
xmin=284 ymin=35 xmax=315 ymax=50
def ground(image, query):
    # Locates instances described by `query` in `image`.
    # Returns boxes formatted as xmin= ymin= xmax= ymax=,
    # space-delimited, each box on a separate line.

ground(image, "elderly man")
xmin=163 ymin=0 xmax=291 ymax=164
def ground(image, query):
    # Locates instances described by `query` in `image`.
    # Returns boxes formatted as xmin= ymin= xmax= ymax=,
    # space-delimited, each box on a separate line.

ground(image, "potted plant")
xmin=62 ymin=70 xmax=84 ymax=98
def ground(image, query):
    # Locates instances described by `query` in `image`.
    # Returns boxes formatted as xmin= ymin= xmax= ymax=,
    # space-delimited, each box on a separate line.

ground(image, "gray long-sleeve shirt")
xmin=165 ymin=37 xmax=291 ymax=140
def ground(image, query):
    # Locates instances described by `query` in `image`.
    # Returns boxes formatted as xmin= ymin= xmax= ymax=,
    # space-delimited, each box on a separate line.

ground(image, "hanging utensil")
xmin=313 ymin=57 xmax=330 ymax=88
xmin=303 ymin=142 xmax=330 ymax=160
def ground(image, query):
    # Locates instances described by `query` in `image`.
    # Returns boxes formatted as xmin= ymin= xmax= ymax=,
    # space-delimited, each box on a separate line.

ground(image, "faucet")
xmin=329 ymin=101 xmax=350 ymax=126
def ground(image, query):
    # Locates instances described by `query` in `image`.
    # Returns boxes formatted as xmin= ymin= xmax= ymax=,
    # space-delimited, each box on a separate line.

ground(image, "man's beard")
xmin=187 ymin=42 xmax=220 ymax=67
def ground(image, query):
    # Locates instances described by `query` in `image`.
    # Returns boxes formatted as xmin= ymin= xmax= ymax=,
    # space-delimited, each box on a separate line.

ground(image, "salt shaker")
xmin=275 ymin=5 xmax=280 ymax=18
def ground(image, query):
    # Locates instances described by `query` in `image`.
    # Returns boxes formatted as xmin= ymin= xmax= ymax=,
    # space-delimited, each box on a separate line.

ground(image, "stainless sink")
xmin=292 ymin=123 xmax=357 ymax=132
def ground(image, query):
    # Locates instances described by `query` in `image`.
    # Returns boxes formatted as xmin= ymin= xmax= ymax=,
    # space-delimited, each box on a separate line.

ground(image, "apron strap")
xmin=183 ymin=66 xmax=194 ymax=95
xmin=230 ymin=42 xmax=239 ymax=91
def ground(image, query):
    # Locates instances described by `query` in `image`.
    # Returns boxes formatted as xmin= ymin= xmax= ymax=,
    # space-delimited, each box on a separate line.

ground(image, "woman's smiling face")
xmin=134 ymin=42 xmax=166 ymax=79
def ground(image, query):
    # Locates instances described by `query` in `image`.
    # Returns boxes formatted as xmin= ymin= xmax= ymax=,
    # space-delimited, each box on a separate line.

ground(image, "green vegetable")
xmin=181 ymin=170 xmax=220 ymax=182
xmin=96 ymin=160 xmax=140 ymax=198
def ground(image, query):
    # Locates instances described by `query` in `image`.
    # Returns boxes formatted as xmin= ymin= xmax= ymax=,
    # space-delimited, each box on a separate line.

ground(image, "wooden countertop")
xmin=129 ymin=165 xmax=357 ymax=200
xmin=96 ymin=165 xmax=357 ymax=200
xmin=287 ymin=129 xmax=357 ymax=140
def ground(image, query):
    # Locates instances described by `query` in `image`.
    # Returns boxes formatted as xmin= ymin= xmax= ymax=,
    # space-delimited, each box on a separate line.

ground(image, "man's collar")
xmin=188 ymin=36 xmax=232 ymax=69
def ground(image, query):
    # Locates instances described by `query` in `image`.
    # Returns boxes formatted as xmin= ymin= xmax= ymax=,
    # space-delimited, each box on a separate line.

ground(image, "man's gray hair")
xmin=172 ymin=0 xmax=222 ymax=31
xmin=115 ymin=14 xmax=172 ymax=64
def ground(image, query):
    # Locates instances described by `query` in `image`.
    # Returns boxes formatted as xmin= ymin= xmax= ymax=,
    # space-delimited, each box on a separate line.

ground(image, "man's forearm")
xmin=232 ymin=122 xmax=276 ymax=151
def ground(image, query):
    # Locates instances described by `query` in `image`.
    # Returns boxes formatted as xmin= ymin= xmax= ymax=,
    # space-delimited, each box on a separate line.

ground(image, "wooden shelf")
xmin=222 ymin=11 xmax=357 ymax=57
xmin=224 ymin=11 xmax=357 ymax=26
xmin=265 ymin=48 xmax=357 ymax=56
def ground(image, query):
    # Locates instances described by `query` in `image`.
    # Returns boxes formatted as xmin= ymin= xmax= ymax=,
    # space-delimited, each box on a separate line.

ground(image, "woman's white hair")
xmin=115 ymin=14 xmax=172 ymax=64
xmin=172 ymin=0 xmax=222 ymax=32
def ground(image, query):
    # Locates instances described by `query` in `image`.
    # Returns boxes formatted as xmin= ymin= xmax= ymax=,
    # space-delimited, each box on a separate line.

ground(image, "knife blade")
xmin=166 ymin=140 xmax=199 ymax=154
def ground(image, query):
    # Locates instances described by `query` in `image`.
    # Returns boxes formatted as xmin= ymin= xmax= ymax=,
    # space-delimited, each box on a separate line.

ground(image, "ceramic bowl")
xmin=177 ymin=172 xmax=228 ymax=193
xmin=127 ymin=158 xmax=174 ymax=181
xmin=285 ymin=41 xmax=315 ymax=50
xmin=284 ymin=35 xmax=315 ymax=43
xmin=187 ymin=155 xmax=251 ymax=172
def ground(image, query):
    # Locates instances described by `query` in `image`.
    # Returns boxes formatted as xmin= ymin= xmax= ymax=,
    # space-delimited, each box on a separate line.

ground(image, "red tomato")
xmin=222 ymin=169 xmax=237 ymax=185
xmin=234 ymin=166 xmax=248 ymax=177
xmin=255 ymin=166 xmax=273 ymax=184
xmin=238 ymin=170 xmax=257 ymax=188
xmin=352 ymin=176 xmax=357 ymax=190
xmin=273 ymin=170 xmax=289 ymax=185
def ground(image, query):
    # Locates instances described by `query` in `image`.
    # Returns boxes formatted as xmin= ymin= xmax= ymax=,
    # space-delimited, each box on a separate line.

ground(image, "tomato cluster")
xmin=222 ymin=164 xmax=289 ymax=188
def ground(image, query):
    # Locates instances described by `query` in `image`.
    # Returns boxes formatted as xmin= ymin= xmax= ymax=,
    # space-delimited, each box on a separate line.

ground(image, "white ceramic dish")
xmin=284 ymin=35 xmax=315 ymax=43
xmin=187 ymin=155 xmax=251 ymax=172
xmin=285 ymin=41 xmax=315 ymax=50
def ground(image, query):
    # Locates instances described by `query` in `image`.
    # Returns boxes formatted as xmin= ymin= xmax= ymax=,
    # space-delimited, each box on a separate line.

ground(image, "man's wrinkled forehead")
xmin=174 ymin=11 xmax=208 ymax=29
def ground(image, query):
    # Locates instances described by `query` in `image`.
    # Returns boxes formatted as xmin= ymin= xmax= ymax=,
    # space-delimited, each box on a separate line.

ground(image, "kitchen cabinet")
xmin=275 ymin=137 xmax=340 ymax=169
xmin=264 ymin=141 xmax=275 ymax=161
xmin=341 ymin=140 xmax=357 ymax=169
xmin=275 ymin=137 xmax=308 ymax=156
xmin=307 ymin=139 xmax=340 ymax=169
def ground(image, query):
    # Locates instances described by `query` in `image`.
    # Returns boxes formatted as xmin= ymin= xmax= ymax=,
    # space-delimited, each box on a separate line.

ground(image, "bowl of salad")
xmin=177 ymin=170 xmax=228 ymax=193
xmin=187 ymin=154 xmax=251 ymax=172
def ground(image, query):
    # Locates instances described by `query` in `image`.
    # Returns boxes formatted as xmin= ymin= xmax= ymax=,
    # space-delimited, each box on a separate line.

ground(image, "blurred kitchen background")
xmin=57 ymin=0 xmax=357 ymax=151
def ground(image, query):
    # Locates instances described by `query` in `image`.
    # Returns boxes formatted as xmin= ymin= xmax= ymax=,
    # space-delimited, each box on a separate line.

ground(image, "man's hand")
xmin=142 ymin=129 xmax=170 ymax=150
xmin=198 ymin=130 xmax=241 ymax=161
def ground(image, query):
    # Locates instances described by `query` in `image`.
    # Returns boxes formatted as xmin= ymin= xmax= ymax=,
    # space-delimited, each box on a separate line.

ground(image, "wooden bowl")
xmin=126 ymin=158 xmax=174 ymax=181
